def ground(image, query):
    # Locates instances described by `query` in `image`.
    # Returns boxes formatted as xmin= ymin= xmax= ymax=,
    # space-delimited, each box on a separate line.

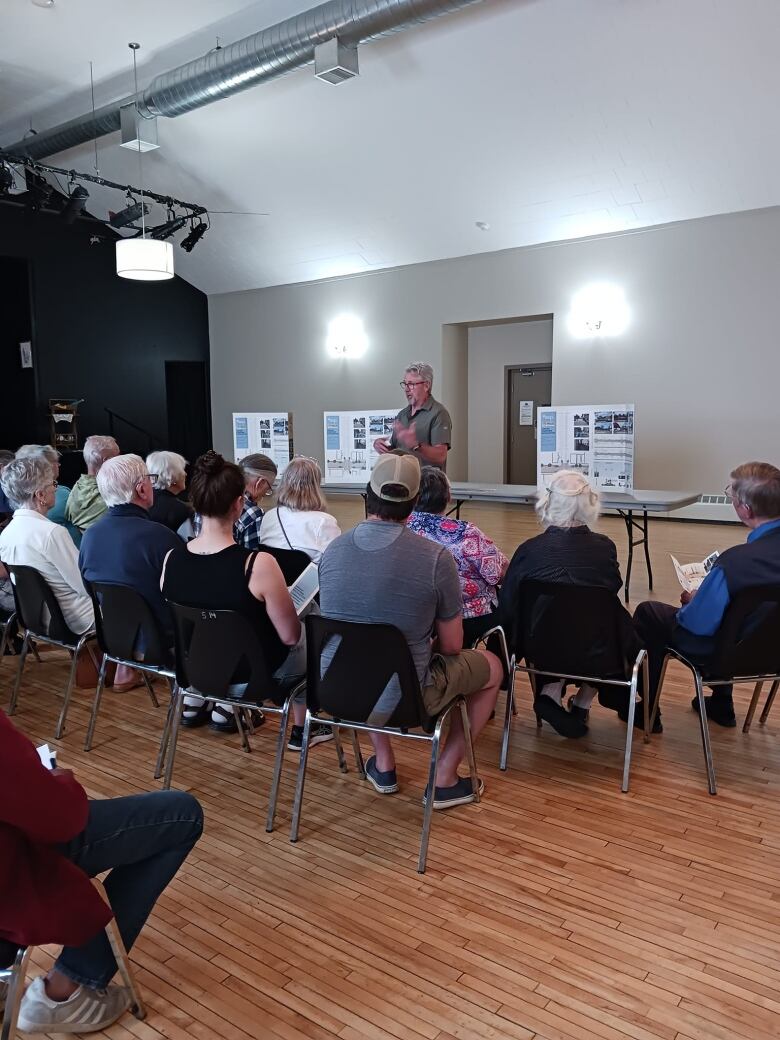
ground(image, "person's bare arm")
xmin=248 ymin=554 xmax=301 ymax=646
xmin=435 ymin=614 xmax=463 ymax=656
xmin=416 ymin=443 xmax=448 ymax=466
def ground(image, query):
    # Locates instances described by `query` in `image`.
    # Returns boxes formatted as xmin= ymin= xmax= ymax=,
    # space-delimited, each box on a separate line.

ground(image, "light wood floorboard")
xmin=5 ymin=506 xmax=779 ymax=1040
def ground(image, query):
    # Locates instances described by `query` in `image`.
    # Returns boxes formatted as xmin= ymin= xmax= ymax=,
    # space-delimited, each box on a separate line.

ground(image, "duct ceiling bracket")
xmin=119 ymin=104 xmax=159 ymax=152
xmin=314 ymin=38 xmax=359 ymax=84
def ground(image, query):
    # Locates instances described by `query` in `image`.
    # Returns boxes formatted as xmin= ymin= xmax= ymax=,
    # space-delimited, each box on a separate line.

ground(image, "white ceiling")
xmin=2 ymin=0 xmax=779 ymax=294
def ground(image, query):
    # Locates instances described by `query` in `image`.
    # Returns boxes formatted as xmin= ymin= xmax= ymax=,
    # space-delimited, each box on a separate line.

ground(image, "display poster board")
xmin=232 ymin=412 xmax=293 ymax=473
xmin=323 ymin=409 xmax=398 ymax=482
xmin=537 ymin=403 xmax=635 ymax=491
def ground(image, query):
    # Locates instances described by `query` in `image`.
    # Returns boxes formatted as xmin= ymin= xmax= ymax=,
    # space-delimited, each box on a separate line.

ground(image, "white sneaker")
xmin=17 ymin=976 xmax=131 ymax=1034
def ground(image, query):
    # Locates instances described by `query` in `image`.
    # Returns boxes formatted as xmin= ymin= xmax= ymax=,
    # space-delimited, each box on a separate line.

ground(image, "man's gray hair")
xmin=729 ymin=461 xmax=780 ymax=517
xmin=405 ymin=362 xmax=434 ymax=389
xmin=96 ymin=454 xmax=148 ymax=508
xmin=0 ymin=456 xmax=54 ymax=509
xmin=83 ymin=435 xmax=119 ymax=471
xmin=536 ymin=469 xmax=600 ymax=529
xmin=240 ymin=453 xmax=278 ymax=481
xmin=146 ymin=450 xmax=187 ymax=491
xmin=16 ymin=444 xmax=59 ymax=465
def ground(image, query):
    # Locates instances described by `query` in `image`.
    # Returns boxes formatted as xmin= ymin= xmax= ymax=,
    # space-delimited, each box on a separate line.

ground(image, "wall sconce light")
xmin=326 ymin=314 xmax=368 ymax=358
xmin=568 ymin=283 xmax=630 ymax=338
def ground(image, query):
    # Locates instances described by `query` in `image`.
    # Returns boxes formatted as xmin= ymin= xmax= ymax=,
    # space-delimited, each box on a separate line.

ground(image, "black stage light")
xmin=0 ymin=164 xmax=13 ymax=195
xmin=61 ymin=184 xmax=89 ymax=223
xmin=109 ymin=200 xmax=149 ymax=228
xmin=150 ymin=215 xmax=187 ymax=240
xmin=180 ymin=220 xmax=207 ymax=252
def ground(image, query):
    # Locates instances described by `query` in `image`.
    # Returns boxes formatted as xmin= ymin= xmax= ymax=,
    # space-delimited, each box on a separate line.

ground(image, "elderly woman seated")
xmin=145 ymin=450 xmax=193 ymax=534
xmin=259 ymin=457 xmax=340 ymax=564
xmin=65 ymin=435 xmax=120 ymax=534
xmin=16 ymin=444 xmax=81 ymax=546
xmin=499 ymin=469 xmax=640 ymax=738
xmin=0 ymin=456 xmax=94 ymax=637
xmin=407 ymin=466 xmax=508 ymax=646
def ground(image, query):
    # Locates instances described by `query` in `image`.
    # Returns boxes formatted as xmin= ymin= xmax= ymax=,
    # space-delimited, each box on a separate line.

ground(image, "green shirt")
xmin=388 ymin=395 xmax=452 ymax=471
xmin=64 ymin=475 xmax=108 ymax=533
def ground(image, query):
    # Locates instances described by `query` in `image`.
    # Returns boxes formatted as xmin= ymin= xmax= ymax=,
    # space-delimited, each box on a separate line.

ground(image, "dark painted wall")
xmin=0 ymin=203 xmax=210 ymax=460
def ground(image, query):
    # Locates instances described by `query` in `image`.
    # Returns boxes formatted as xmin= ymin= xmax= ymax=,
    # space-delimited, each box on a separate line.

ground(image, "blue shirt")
xmin=79 ymin=503 xmax=181 ymax=640
xmin=677 ymin=519 xmax=780 ymax=636
xmin=47 ymin=484 xmax=82 ymax=548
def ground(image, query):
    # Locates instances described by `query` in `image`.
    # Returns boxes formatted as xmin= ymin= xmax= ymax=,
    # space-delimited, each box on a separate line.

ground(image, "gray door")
xmin=505 ymin=365 xmax=552 ymax=484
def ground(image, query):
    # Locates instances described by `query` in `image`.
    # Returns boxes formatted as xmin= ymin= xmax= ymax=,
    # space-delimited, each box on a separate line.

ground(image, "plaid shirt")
xmin=192 ymin=493 xmax=265 ymax=548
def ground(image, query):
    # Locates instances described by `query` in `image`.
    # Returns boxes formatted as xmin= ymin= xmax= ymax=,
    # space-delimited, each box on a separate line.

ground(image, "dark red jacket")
xmin=0 ymin=711 xmax=112 ymax=947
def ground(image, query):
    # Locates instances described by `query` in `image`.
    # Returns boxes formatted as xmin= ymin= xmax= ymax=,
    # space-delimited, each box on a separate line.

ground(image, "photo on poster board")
xmin=232 ymin=412 xmax=294 ymax=473
xmin=537 ymin=403 xmax=635 ymax=491
xmin=323 ymin=409 xmax=398 ymax=481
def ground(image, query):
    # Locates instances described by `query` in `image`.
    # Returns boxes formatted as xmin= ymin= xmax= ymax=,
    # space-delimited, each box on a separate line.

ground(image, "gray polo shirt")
xmin=388 ymin=395 xmax=452 ymax=471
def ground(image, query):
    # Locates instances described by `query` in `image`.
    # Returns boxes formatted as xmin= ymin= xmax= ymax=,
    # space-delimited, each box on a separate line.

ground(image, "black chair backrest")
xmin=87 ymin=582 xmax=169 ymax=666
xmin=306 ymin=614 xmax=432 ymax=731
xmin=7 ymin=564 xmax=79 ymax=644
xmin=257 ymin=545 xmax=311 ymax=585
xmin=513 ymin=580 xmax=636 ymax=677
xmin=708 ymin=585 xmax=780 ymax=677
xmin=0 ymin=937 xmax=22 ymax=969
xmin=168 ymin=601 xmax=277 ymax=701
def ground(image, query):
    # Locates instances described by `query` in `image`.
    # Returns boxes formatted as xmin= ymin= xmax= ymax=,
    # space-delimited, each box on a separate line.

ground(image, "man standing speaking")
xmin=373 ymin=362 xmax=452 ymax=471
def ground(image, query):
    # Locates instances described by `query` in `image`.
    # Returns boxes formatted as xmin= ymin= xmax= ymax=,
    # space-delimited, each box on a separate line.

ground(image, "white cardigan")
xmin=0 ymin=508 xmax=94 ymax=635
xmin=259 ymin=506 xmax=341 ymax=563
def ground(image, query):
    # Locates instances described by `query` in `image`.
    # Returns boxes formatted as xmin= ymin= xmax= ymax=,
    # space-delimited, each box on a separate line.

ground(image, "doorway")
xmin=165 ymin=361 xmax=212 ymax=463
xmin=505 ymin=364 xmax=552 ymax=484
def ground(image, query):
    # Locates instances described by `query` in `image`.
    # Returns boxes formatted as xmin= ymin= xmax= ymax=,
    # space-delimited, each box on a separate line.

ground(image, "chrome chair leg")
xmin=642 ymin=653 xmax=651 ymax=744
xmin=0 ymin=613 xmax=15 ymax=662
xmin=91 ymin=879 xmax=146 ymax=1020
xmin=233 ymin=705 xmax=251 ymax=753
xmin=30 ymin=642 xmax=42 ymax=665
xmin=1 ymin=945 xmax=33 ymax=1040
xmin=759 ymin=679 xmax=780 ymax=726
xmin=141 ymin=672 xmax=159 ymax=708
xmin=290 ymin=711 xmax=314 ymax=842
xmin=162 ymin=685 xmax=185 ymax=790
xmin=419 ymin=715 xmax=445 ymax=874
xmin=621 ymin=656 xmax=641 ymax=793
xmin=499 ymin=658 xmax=515 ymax=771
xmin=332 ymin=725 xmax=348 ymax=773
xmin=693 ymin=672 xmax=717 ymax=795
xmin=8 ymin=631 xmax=30 ymax=715
xmin=743 ymin=681 xmax=764 ymax=733
xmin=349 ymin=729 xmax=365 ymax=777
xmin=266 ymin=694 xmax=293 ymax=833
xmin=55 ymin=635 xmax=87 ymax=739
xmin=84 ymin=654 xmax=109 ymax=751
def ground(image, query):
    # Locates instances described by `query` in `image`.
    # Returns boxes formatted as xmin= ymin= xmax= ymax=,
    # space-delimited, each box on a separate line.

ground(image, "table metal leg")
xmin=618 ymin=508 xmax=652 ymax=603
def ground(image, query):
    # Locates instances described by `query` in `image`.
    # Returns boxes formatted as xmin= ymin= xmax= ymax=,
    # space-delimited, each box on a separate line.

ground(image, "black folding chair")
xmin=506 ymin=581 xmax=649 ymax=792
xmin=84 ymin=582 xmax=174 ymax=774
xmin=257 ymin=545 xmax=312 ymax=585
xmin=655 ymin=585 xmax=780 ymax=795
xmin=290 ymin=615 xmax=481 ymax=874
xmin=164 ymin=602 xmax=305 ymax=831
xmin=7 ymin=564 xmax=95 ymax=738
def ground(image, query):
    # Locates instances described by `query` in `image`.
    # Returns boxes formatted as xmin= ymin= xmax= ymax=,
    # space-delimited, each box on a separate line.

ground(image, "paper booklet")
xmin=670 ymin=550 xmax=720 ymax=593
xmin=289 ymin=562 xmax=320 ymax=616
xmin=36 ymin=743 xmax=57 ymax=770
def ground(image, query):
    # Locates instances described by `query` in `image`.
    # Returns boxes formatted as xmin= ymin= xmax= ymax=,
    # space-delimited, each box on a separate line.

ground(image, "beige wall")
xmin=467 ymin=320 xmax=553 ymax=482
xmin=209 ymin=206 xmax=780 ymax=493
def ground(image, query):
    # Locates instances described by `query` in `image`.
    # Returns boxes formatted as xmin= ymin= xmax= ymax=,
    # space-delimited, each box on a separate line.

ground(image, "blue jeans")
xmin=55 ymin=791 xmax=203 ymax=989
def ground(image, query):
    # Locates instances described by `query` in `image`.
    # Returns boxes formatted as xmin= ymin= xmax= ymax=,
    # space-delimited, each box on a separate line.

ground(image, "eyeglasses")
xmin=399 ymin=380 xmax=426 ymax=390
xmin=723 ymin=484 xmax=734 ymax=499
xmin=138 ymin=473 xmax=158 ymax=487
xmin=50 ymin=480 xmax=58 ymax=489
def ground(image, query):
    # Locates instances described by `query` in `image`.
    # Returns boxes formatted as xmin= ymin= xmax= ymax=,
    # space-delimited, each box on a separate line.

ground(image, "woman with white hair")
xmin=145 ymin=450 xmax=193 ymax=533
xmin=16 ymin=444 xmax=81 ymax=547
xmin=65 ymin=435 xmax=119 ymax=534
xmin=259 ymin=457 xmax=340 ymax=563
xmin=0 ymin=456 xmax=94 ymax=636
xmin=499 ymin=469 xmax=637 ymax=738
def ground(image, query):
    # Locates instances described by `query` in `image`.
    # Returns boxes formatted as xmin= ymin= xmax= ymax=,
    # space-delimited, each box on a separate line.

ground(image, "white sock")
xmin=572 ymin=683 xmax=598 ymax=710
xmin=540 ymin=680 xmax=564 ymax=705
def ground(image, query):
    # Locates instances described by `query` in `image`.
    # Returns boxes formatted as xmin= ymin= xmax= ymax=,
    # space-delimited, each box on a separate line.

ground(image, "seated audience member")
xmin=79 ymin=455 xmax=181 ymax=691
xmin=191 ymin=452 xmax=277 ymax=547
xmin=634 ymin=461 xmax=780 ymax=728
xmin=499 ymin=469 xmax=640 ymax=738
xmin=260 ymin=456 xmax=340 ymax=563
xmin=0 ymin=456 xmax=94 ymax=637
xmin=65 ymin=435 xmax=120 ymax=534
xmin=318 ymin=454 xmax=502 ymax=808
xmin=408 ymin=466 xmax=508 ymax=645
xmin=0 ymin=708 xmax=202 ymax=1035
xmin=145 ymin=450 xmax=193 ymax=533
xmin=0 ymin=449 xmax=14 ymax=527
xmin=0 ymin=452 xmax=13 ymax=616
xmin=16 ymin=443 xmax=81 ymax=547
xmin=161 ymin=451 xmax=332 ymax=748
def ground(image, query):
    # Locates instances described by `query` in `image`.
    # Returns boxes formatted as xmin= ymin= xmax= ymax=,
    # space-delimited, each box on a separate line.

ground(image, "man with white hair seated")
xmin=65 ymin=436 xmax=120 ymax=534
xmin=16 ymin=444 xmax=81 ymax=546
xmin=499 ymin=469 xmax=640 ymax=738
xmin=145 ymin=450 xmax=193 ymax=533
xmin=79 ymin=455 xmax=180 ymax=691
xmin=0 ymin=456 xmax=94 ymax=636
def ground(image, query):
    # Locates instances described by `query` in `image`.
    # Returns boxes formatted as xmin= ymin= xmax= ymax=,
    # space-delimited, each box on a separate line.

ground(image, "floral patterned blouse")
xmin=407 ymin=511 xmax=508 ymax=618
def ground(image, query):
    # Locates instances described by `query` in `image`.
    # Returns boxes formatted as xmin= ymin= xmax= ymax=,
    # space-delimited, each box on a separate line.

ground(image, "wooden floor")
xmin=9 ymin=504 xmax=780 ymax=1040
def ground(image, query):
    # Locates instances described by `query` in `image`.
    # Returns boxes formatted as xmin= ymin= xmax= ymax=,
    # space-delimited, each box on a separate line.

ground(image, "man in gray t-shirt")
xmin=319 ymin=453 xmax=501 ymax=810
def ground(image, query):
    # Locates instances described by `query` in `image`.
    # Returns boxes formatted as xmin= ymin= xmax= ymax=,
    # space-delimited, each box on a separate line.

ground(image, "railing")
xmin=104 ymin=408 xmax=165 ymax=455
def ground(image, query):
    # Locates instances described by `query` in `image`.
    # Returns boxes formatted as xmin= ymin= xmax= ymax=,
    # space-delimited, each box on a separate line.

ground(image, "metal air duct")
xmin=5 ymin=0 xmax=482 ymax=160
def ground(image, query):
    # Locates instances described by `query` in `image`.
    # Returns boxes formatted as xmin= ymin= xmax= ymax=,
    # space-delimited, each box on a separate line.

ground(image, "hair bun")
xmin=195 ymin=450 xmax=226 ymax=476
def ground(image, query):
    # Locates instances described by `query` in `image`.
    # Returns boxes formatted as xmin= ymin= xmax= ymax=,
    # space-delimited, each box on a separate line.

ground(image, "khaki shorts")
xmin=421 ymin=649 xmax=491 ymax=716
